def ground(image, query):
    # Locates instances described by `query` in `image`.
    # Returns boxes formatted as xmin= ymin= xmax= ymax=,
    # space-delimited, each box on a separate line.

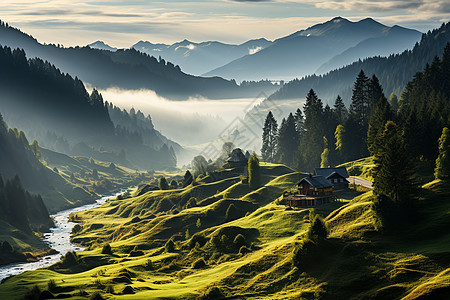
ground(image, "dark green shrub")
xmin=225 ymin=203 xmax=239 ymax=221
xmin=24 ymin=285 xmax=40 ymax=300
xmin=144 ymin=259 xmax=153 ymax=270
xmin=202 ymin=286 xmax=224 ymax=299
xmin=39 ymin=290 xmax=54 ymax=300
xmin=90 ymin=291 xmax=104 ymax=300
xmin=105 ymin=285 xmax=114 ymax=294
xmin=239 ymin=246 xmax=251 ymax=255
xmin=101 ymin=243 xmax=112 ymax=255
xmin=188 ymin=233 xmax=207 ymax=249
xmin=47 ymin=279 xmax=57 ymax=291
xmin=191 ymin=258 xmax=207 ymax=269
xmin=186 ymin=197 xmax=197 ymax=208
xmin=307 ymin=215 xmax=328 ymax=242
xmin=233 ymin=234 xmax=247 ymax=249
xmin=121 ymin=285 xmax=135 ymax=294
xmin=165 ymin=239 xmax=175 ymax=252
xmin=72 ymin=224 xmax=82 ymax=234
xmin=128 ymin=250 xmax=144 ymax=257
xmin=61 ymin=251 xmax=78 ymax=267
xmin=1 ymin=240 xmax=13 ymax=253
xmin=292 ymin=239 xmax=317 ymax=268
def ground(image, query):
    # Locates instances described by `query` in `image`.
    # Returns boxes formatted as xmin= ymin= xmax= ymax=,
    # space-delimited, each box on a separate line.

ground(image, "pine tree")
xmin=248 ymin=152 xmax=260 ymax=190
xmin=30 ymin=140 xmax=41 ymax=160
xmin=350 ymin=70 xmax=370 ymax=126
xmin=347 ymin=70 xmax=371 ymax=159
xmin=333 ymin=95 xmax=347 ymax=124
xmin=373 ymin=121 xmax=416 ymax=204
xmin=158 ymin=177 xmax=169 ymax=190
xmin=277 ymin=113 xmax=297 ymax=166
xmin=298 ymin=89 xmax=324 ymax=170
xmin=367 ymin=95 xmax=390 ymax=155
xmin=435 ymin=127 xmax=450 ymax=180
xmin=261 ymin=111 xmax=278 ymax=162
xmin=334 ymin=124 xmax=347 ymax=164
xmin=183 ymin=170 xmax=193 ymax=187
xmin=320 ymin=137 xmax=330 ymax=168
xmin=389 ymin=93 xmax=399 ymax=114
xmin=294 ymin=108 xmax=304 ymax=138
xmin=368 ymin=74 xmax=384 ymax=110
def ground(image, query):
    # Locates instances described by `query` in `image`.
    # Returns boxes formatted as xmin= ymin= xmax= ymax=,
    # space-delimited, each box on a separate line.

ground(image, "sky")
xmin=0 ymin=1 xmax=448 ymax=47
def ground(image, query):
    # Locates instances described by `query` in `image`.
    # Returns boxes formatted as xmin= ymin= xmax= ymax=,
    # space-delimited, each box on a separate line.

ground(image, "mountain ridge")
xmin=204 ymin=17 xmax=421 ymax=81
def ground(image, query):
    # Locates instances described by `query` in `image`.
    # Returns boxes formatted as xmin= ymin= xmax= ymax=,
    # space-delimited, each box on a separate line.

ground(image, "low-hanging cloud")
xmin=97 ymin=87 xmax=264 ymax=147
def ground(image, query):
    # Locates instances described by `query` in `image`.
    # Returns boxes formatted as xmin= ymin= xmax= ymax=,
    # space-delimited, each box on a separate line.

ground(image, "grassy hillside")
xmin=1 ymin=161 xmax=449 ymax=299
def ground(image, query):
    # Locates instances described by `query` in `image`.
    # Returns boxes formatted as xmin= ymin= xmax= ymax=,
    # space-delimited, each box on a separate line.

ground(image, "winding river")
xmin=0 ymin=193 xmax=121 ymax=282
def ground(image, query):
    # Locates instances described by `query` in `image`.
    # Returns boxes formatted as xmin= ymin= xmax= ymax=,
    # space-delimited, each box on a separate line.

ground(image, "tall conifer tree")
xmin=435 ymin=127 xmax=450 ymax=180
xmin=261 ymin=111 xmax=278 ymax=162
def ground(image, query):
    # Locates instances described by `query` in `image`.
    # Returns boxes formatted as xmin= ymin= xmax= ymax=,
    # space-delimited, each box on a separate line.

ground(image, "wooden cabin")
xmin=314 ymin=167 xmax=349 ymax=190
xmin=284 ymin=175 xmax=334 ymax=207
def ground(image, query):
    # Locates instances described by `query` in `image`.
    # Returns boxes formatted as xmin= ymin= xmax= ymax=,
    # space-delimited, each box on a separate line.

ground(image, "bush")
xmin=47 ymin=279 xmax=57 ymax=291
xmin=292 ymin=239 xmax=317 ymax=268
xmin=121 ymin=286 xmax=135 ymax=294
xmin=225 ymin=203 xmax=239 ymax=221
xmin=186 ymin=197 xmax=197 ymax=208
xmin=90 ymin=292 xmax=104 ymax=300
xmin=188 ymin=233 xmax=208 ymax=249
xmin=101 ymin=243 xmax=112 ymax=255
xmin=239 ymin=246 xmax=251 ymax=255
xmin=202 ymin=286 xmax=225 ymax=299
xmin=105 ymin=285 xmax=114 ymax=294
xmin=233 ymin=234 xmax=247 ymax=249
xmin=307 ymin=215 xmax=328 ymax=242
xmin=165 ymin=239 xmax=175 ymax=252
xmin=24 ymin=285 xmax=40 ymax=300
xmin=61 ymin=251 xmax=78 ymax=267
xmin=72 ymin=224 xmax=82 ymax=234
xmin=1 ymin=240 xmax=13 ymax=253
xmin=144 ymin=259 xmax=153 ymax=270
xmin=191 ymin=258 xmax=207 ymax=269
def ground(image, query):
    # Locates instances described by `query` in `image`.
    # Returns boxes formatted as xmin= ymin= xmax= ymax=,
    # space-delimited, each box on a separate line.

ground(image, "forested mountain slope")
xmin=0 ymin=44 xmax=178 ymax=170
xmin=0 ymin=21 xmax=278 ymax=99
xmin=266 ymin=22 xmax=450 ymax=105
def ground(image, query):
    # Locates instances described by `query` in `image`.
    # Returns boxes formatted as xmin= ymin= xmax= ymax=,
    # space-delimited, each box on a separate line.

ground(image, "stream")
xmin=0 ymin=193 xmax=121 ymax=282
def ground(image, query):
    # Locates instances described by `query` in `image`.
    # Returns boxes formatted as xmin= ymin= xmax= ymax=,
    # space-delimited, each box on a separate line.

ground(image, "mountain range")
xmin=262 ymin=21 xmax=450 ymax=106
xmin=204 ymin=17 xmax=421 ymax=81
xmin=89 ymin=17 xmax=421 ymax=83
xmin=0 ymin=22 xmax=278 ymax=100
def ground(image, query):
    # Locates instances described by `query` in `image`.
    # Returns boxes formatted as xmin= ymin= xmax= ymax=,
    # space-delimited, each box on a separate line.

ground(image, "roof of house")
xmin=298 ymin=175 xmax=333 ymax=189
xmin=314 ymin=167 xmax=349 ymax=179
xmin=326 ymin=171 xmax=348 ymax=180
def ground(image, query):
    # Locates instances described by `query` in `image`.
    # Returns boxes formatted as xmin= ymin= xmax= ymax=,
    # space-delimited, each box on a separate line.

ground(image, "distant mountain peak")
xmin=88 ymin=40 xmax=117 ymax=52
xmin=330 ymin=16 xmax=348 ymax=22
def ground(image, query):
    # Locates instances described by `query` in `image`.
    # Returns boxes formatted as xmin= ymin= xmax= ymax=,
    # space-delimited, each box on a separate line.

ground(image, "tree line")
xmin=262 ymin=69 xmax=387 ymax=170
xmin=262 ymin=43 xmax=450 ymax=229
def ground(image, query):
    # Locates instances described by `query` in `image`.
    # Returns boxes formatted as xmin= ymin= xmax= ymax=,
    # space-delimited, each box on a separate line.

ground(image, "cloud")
xmin=0 ymin=0 xmax=445 ymax=48
xmin=249 ymin=46 xmax=263 ymax=54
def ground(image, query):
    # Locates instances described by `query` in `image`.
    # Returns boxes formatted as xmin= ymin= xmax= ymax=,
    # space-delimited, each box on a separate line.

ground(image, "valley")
xmin=0 ymin=7 xmax=449 ymax=300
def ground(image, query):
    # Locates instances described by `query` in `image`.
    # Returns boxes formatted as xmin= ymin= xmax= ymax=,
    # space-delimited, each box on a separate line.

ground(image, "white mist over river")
xmin=0 ymin=194 xmax=121 ymax=282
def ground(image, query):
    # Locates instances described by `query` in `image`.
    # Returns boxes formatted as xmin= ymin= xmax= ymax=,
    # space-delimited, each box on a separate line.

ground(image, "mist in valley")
xmin=99 ymin=87 xmax=306 ymax=165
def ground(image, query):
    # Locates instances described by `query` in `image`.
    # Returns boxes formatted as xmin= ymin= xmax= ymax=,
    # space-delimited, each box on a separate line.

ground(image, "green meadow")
xmin=1 ymin=159 xmax=449 ymax=299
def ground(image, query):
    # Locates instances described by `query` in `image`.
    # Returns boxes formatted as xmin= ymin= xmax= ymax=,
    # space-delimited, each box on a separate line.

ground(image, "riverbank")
xmin=0 ymin=192 xmax=122 ymax=282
